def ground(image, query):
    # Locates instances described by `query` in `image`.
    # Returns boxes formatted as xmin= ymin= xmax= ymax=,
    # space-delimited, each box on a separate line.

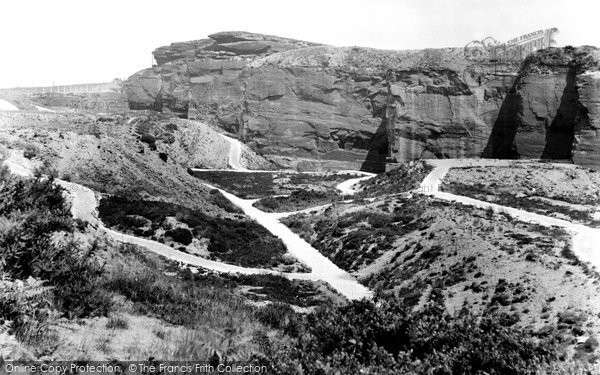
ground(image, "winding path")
xmin=2 ymin=141 xmax=374 ymax=300
xmin=200 ymin=133 xmax=373 ymax=299
xmin=195 ymin=133 xmax=375 ymax=194
xmin=6 ymin=144 xmax=598 ymax=299
xmin=219 ymin=134 xmax=248 ymax=171
xmin=336 ymin=174 xmax=376 ymax=195
xmin=419 ymin=159 xmax=600 ymax=269
xmin=203 ymin=184 xmax=372 ymax=299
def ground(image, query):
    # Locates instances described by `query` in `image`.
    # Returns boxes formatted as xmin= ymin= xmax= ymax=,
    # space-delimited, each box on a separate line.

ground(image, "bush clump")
xmin=267 ymin=296 xmax=558 ymax=374
xmin=0 ymin=167 xmax=111 ymax=324
xmin=254 ymin=189 xmax=341 ymax=213
xmin=164 ymin=228 xmax=193 ymax=245
xmin=98 ymin=195 xmax=287 ymax=268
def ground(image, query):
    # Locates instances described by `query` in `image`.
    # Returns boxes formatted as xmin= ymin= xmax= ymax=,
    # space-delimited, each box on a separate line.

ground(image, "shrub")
xmin=164 ymin=227 xmax=193 ymax=245
xmin=140 ymin=133 xmax=156 ymax=144
xmin=0 ymin=174 xmax=110 ymax=319
xmin=99 ymin=196 xmax=288 ymax=268
xmin=255 ymin=303 xmax=300 ymax=335
xmin=358 ymin=161 xmax=434 ymax=198
xmin=209 ymin=189 xmax=242 ymax=213
xmin=367 ymin=212 xmax=391 ymax=228
xmin=254 ymin=189 xmax=341 ymax=213
xmin=270 ymin=298 xmax=558 ymax=374
xmin=23 ymin=145 xmax=38 ymax=159
xmin=106 ymin=315 xmax=129 ymax=330
xmin=33 ymin=160 xmax=58 ymax=179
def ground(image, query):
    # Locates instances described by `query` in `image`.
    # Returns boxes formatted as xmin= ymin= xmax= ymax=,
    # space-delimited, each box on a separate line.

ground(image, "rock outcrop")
xmin=125 ymin=32 xmax=600 ymax=171
xmin=482 ymin=47 xmax=600 ymax=167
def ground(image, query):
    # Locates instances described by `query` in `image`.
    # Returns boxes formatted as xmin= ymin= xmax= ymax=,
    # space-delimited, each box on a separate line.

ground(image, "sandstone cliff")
xmin=482 ymin=47 xmax=600 ymax=167
xmin=125 ymin=32 xmax=600 ymax=171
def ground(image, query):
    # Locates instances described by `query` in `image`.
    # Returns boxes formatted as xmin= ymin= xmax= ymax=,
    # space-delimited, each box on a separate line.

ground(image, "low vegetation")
xmin=192 ymin=170 xmax=359 ymax=199
xmin=98 ymin=195 xmax=289 ymax=269
xmin=1 ymin=159 xmax=598 ymax=371
xmin=191 ymin=171 xmax=277 ymax=198
xmin=0 ymin=165 xmax=335 ymax=360
xmin=254 ymin=189 xmax=343 ymax=213
xmin=283 ymin=195 xmax=430 ymax=271
xmin=443 ymin=182 xmax=600 ymax=226
xmin=263 ymin=292 xmax=565 ymax=374
xmin=357 ymin=161 xmax=433 ymax=197
xmin=191 ymin=273 xmax=339 ymax=308
xmin=0 ymin=164 xmax=112 ymax=356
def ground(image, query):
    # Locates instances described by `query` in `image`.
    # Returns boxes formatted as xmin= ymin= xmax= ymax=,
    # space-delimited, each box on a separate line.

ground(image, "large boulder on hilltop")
xmin=125 ymin=32 xmax=600 ymax=171
xmin=216 ymin=41 xmax=272 ymax=55
xmin=125 ymin=69 xmax=162 ymax=110
xmin=153 ymin=39 xmax=215 ymax=65
xmin=151 ymin=31 xmax=321 ymax=65
xmin=208 ymin=31 xmax=321 ymax=47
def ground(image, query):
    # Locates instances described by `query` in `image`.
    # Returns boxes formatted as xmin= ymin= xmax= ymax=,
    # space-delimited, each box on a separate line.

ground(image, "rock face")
xmin=482 ymin=47 xmax=600 ymax=168
xmin=125 ymin=32 xmax=600 ymax=171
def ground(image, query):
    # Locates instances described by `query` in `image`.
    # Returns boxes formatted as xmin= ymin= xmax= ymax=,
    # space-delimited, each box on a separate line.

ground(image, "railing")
xmin=0 ymin=81 xmax=121 ymax=96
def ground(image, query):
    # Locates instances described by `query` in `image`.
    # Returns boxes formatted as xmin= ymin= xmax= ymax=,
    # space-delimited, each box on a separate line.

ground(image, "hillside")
xmin=0 ymin=111 xmax=272 ymax=209
xmin=282 ymin=160 xmax=600 ymax=363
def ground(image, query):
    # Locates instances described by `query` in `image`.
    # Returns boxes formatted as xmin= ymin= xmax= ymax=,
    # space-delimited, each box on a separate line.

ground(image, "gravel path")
xmin=420 ymin=159 xmax=600 ymax=270
xmin=204 ymin=183 xmax=373 ymax=300
xmin=336 ymin=174 xmax=376 ymax=195
xmin=3 ymin=150 xmax=373 ymax=300
xmin=7 ymin=147 xmax=597 ymax=300
xmin=219 ymin=134 xmax=248 ymax=171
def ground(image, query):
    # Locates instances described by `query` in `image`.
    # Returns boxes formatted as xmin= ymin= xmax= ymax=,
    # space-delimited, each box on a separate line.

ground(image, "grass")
xmin=189 ymin=272 xmax=336 ymax=307
xmin=72 ymin=244 xmax=288 ymax=361
xmin=209 ymin=189 xmax=242 ymax=213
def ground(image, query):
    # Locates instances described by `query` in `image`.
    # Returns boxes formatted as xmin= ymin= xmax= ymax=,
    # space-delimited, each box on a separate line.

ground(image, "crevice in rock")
xmin=481 ymin=72 xmax=525 ymax=159
xmin=359 ymin=119 xmax=388 ymax=173
xmin=541 ymin=66 xmax=589 ymax=160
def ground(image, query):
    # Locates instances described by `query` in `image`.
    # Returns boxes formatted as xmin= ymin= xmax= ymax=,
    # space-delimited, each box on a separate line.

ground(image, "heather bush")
xmin=269 ymin=296 xmax=558 ymax=374
xmin=99 ymin=196 xmax=288 ymax=268
xmin=0 ymin=174 xmax=110 ymax=319
xmin=254 ymin=189 xmax=341 ymax=213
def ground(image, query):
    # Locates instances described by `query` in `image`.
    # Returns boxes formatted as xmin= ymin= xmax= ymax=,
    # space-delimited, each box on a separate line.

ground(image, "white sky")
xmin=1 ymin=0 xmax=598 ymax=88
